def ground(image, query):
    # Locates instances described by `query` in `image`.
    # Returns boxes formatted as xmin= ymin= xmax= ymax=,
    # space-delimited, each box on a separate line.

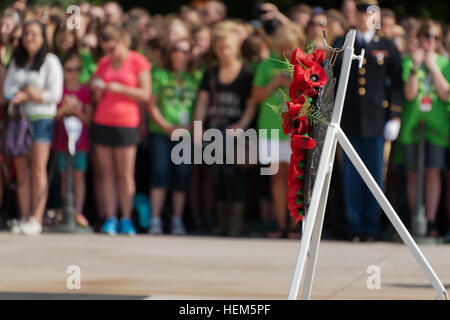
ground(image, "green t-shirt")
xmin=148 ymin=68 xmax=202 ymax=136
xmin=79 ymin=50 xmax=97 ymax=84
xmin=253 ymin=53 xmax=288 ymax=140
xmin=398 ymin=54 xmax=450 ymax=148
xmin=1 ymin=45 xmax=13 ymax=67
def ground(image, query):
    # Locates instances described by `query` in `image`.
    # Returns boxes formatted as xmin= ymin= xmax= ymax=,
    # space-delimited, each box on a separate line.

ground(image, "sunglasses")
xmin=424 ymin=33 xmax=439 ymax=41
xmin=310 ymin=21 xmax=327 ymax=28
xmin=82 ymin=43 xmax=95 ymax=51
xmin=65 ymin=66 xmax=81 ymax=73
xmin=171 ymin=47 xmax=190 ymax=55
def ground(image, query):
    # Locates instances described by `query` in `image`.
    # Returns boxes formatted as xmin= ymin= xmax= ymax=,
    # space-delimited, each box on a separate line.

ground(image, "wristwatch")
xmin=410 ymin=68 xmax=417 ymax=75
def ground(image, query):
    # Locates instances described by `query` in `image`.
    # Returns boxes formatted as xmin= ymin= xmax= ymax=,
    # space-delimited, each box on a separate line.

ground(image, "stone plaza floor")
xmin=0 ymin=232 xmax=448 ymax=299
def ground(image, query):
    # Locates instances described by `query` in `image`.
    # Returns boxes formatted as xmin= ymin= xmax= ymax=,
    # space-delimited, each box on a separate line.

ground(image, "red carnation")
xmin=305 ymin=62 xmax=327 ymax=88
xmin=305 ymin=50 xmax=325 ymax=66
xmin=288 ymin=196 xmax=304 ymax=212
xmin=291 ymin=133 xmax=316 ymax=157
xmin=295 ymin=116 xmax=309 ymax=135
xmin=287 ymin=96 xmax=305 ymax=117
xmin=289 ymin=76 xmax=316 ymax=100
xmin=288 ymin=158 xmax=305 ymax=187
xmin=289 ymin=65 xmax=307 ymax=100
xmin=290 ymin=48 xmax=307 ymax=65
xmin=290 ymin=48 xmax=325 ymax=68
xmin=281 ymin=112 xmax=295 ymax=135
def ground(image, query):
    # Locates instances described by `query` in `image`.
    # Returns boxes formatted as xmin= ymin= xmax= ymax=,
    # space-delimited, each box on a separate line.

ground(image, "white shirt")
xmin=3 ymin=52 xmax=63 ymax=119
xmin=357 ymin=30 xmax=376 ymax=46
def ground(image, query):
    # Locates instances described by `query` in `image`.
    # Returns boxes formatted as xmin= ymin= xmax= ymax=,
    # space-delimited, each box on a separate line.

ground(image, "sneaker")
xmin=427 ymin=221 xmax=438 ymax=238
xmin=350 ymin=234 xmax=362 ymax=243
xmin=119 ymin=218 xmax=136 ymax=236
xmin=364 ymin=235 xmax=376 ymax=243
xmin=171 ymin=217 xmax=186 ymax=236
xmin=444 ymin=229 xmax=450 ymax=244
xmin=20 ymin=217 xmax=43 ymax=236
xmin=149 ymin=217 xmax=163 ymax=235
xmin=75 ymin=213 xmax=90 ymax=228
xmin=9 ymin=219 xmax=26 ymax=235
xmin=428 ymin=229 xmax=439 ymax=238
xmin=102 ymin=217 xmax=119 ymax=236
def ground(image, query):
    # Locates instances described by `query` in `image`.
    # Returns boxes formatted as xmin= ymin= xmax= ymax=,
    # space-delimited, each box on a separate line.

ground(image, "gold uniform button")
xmin=358 ymin=68 xmax=366 ymax=75
xmin=358 ymin=77 xmax=366 ymax=85
xmin=358 ymin=87 xmax=366 ymax=96
xmin=363 ymin=58 xmax=367 ymax=65
xmin=382 ymin=100 xmax=389 ymax=108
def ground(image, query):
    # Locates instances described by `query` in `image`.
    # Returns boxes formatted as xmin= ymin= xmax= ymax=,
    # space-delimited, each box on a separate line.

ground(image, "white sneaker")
xmin=9 ymin=219 xmax=25 ymax=235
xmin=20 ymin=217 xmax=43 ymax=236
xmin=171 ymin=217 xmax=186 ymax=236
xmin=148 ymin=218 xmax=163 ymax=235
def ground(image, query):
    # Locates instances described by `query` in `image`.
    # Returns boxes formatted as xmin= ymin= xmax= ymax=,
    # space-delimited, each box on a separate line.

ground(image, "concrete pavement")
xmin=0 ymin=232 xmax=448 ymax=299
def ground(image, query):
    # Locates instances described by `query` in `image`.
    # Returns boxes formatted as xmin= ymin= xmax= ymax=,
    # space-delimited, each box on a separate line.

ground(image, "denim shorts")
xmin=148 ymin=132 xmax=191 ymax=192
xmin=56 ymin=151 xmax=88 ymax=173
xmin=30 ymin=119 xmax=55 ymax=143
xmin=403 ymin=142 xmax=446 ymax=171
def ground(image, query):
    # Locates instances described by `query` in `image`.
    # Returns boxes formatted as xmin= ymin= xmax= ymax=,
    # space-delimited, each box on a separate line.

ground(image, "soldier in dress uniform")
xmin=333 ymin=0 xmax=403 ymax=242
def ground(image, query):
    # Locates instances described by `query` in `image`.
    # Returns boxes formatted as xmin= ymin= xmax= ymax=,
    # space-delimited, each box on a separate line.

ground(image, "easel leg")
xmin=335 ymin=127 xmax=448 ymax=300
xmin=300 ymin=171 xmax=331 ymax=299
xmin=288 ymin=128 xmax=338 ymax=300
xmin=301 ymin=139 xmax=338 ymax=299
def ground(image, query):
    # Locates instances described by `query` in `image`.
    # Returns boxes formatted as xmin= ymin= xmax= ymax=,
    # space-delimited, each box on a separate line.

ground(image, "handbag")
xmin=1 ymin=103 xmax=32 ymax=157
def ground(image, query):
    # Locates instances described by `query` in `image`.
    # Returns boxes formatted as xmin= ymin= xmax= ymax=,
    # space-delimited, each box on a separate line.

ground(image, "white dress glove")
xmin=383 ymin=119 xmax=401 ymax=141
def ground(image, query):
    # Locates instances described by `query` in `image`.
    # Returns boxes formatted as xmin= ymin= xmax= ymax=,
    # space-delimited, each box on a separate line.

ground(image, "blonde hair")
xmin=98 ymin=23 xmax=131 ymax=48
xmin=212 ymin=28 xmax=241 ymax=49
xmin=417 ymin=19 xmax=444 ymax=52
xmin=270 ymin=23 xmax=306 ymax=51
xmin=213 ymin=20 xmax=239 ymax=35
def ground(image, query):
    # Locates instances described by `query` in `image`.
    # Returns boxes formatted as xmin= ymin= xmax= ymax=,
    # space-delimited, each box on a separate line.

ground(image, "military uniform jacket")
xmin=333 ymin=31 xmax=403 ymax=137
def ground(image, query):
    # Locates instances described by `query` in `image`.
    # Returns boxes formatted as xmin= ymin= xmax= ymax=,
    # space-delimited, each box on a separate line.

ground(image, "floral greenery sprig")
xmin=268 ymin=46 xmax=329 ymax=223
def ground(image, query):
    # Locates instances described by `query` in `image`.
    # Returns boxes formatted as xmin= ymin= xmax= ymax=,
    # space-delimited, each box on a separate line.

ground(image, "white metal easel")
xmin=287 ymin=29 xmax=448 ymax=300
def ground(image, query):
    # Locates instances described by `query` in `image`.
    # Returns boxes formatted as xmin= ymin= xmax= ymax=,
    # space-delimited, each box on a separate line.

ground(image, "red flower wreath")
xmin=283 ymin=47 xmax=327 ymax=223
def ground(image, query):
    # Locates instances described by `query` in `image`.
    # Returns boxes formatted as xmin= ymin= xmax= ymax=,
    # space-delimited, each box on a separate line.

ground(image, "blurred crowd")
xmin=0 ymin=0 xmax=448 ymax=242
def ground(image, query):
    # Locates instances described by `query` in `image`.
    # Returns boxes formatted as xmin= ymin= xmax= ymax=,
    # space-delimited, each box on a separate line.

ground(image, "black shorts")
xmin=91 ymin=124 xmax=141 ymax=147
xmin=403 ymin=142 xmax=446 ymax=172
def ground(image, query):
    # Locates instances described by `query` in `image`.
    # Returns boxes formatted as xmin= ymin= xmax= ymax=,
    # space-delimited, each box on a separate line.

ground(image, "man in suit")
xmin=334 ymin=0 xmax=403 ymax=242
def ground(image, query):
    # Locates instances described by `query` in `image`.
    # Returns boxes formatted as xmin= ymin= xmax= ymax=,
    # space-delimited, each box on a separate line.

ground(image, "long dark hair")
xmin=162 ymin=38 xmax=196 ymax=74
xmin=13 ymin=20 xmax=50 ymax=71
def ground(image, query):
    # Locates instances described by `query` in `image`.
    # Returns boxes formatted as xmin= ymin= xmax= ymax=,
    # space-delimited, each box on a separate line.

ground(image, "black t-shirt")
xmin=200 ymin=65 xmax=254 ymax=131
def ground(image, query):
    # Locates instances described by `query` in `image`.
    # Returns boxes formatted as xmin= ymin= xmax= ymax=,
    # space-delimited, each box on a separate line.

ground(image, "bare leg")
xmin=424 ymin=169 xmax=441 ymax=223
xmin=13 ymin=156 xmax=31 ymax=220
xmin=150 ymin=188 xmax=167 ymax=219
xmin=30 ymin=143 xmax=51 ymax=223
xmin=91 ymin=150 xmax=105 ymax=218
xmin=445 ymin=171 xmax=450 ymax=226
xmin=203 ymin=165 xmax=214 ymax=219
xmin=95 ymin=145 xmax=117 ymax=219
xmin=114 ymin=145 xmax=137 ymax=219
xmin=188 ymin=164 xmax=201 ymax=220
xmin=269 ymin=162 xmax=289 ymax=235
xmin=259 ymin=199 xmax=274 ymax=222
xmin=172 ymin=191 xmax=187 ymax=218
xmin=73 ymin=170 xmax=86 ymax=214
xmin=406 ymin=171 xmax=418 ymax=215
xmin=60 ymin=172 xmax=66 ymax=206
xmin=0 ymin=158 xmax=3 ymax=210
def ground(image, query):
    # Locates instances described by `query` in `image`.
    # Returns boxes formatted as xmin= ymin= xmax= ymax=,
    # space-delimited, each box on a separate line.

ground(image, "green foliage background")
xmin=1 ymin=0 xmax=449 ymax=24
